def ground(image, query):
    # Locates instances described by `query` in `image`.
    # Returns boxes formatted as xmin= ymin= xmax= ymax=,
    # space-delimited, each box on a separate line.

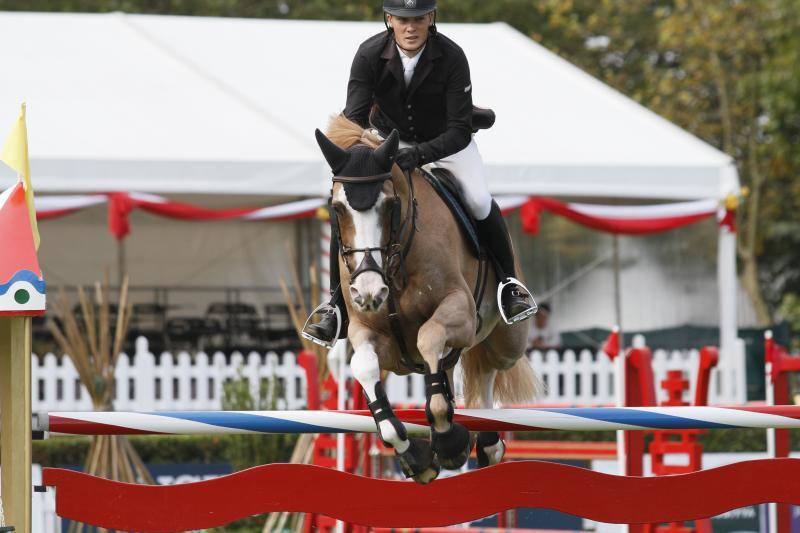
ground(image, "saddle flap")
xmin=420 ymin=167 xmax=481 ymax=258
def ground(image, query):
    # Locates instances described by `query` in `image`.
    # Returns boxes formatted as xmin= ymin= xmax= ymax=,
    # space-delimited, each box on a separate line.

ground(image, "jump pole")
xmin=35 ymin=405 xmax=800 ymax=435
xmin=36 ymin=404 xmax=800 ymax=531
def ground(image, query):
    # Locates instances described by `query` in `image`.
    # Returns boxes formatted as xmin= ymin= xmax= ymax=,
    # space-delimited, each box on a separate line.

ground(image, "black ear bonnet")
xmin=315 ymin=129 xmax=400 ymax=212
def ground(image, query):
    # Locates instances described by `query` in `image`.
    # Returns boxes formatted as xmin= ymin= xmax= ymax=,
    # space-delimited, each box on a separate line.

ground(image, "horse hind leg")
xmin=462 ymin=345 xmax=506 ymax=468
xmin=349 ymin=338 xmax=439 ymax=484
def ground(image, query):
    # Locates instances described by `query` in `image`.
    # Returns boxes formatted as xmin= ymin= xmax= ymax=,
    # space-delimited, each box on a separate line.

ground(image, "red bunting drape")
xmin=35 ymin=192 xmax=732 ymax=241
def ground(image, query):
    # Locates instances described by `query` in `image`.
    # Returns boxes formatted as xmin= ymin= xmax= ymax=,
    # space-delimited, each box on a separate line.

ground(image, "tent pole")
xmin=612 ymin=234 xmax=622 ymax=335
xmin=718 ymin=214 xmax=741 ymax=402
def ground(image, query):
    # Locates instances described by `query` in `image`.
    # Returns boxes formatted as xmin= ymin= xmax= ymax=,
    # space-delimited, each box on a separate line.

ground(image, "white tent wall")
xmin=512 ymin=215 xmax=759 ymax=332
xmin=37 ymin=196 xmax=314 ymax=313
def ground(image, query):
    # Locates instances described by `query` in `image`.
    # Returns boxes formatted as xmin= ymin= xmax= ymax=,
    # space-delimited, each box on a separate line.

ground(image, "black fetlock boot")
xmin=367 ymin=382 xmax=440 ymax=484
xmin=425 ymin=369 xmax=474 ymax=470
xmin=476 ymin=201 xmax=538 ymax=324
xmin=301 ymin=225 xmax=349 ymax=348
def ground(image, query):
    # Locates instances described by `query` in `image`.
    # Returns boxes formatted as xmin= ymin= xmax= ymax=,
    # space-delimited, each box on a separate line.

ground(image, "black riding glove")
xmin=395 ymin=146 xmax=421 ymax=172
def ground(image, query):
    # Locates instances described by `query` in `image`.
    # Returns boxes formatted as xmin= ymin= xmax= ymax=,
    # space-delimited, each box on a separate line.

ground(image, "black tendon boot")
xmin=301 ymin=226 xmax=349 ymax=347
xmin=476 ymin=201 xmax=538 ymax=324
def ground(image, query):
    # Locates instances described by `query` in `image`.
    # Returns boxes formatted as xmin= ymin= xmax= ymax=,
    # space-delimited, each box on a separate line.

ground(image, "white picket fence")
xmin=33 ymin=336 xmax=744 ymax=414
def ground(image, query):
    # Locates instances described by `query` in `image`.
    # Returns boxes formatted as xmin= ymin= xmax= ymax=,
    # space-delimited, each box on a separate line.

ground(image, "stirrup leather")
xmin=300 ymin=302 xmax=342 ymax=349
xmin=496 ymin=277 xmax=538 ymax=325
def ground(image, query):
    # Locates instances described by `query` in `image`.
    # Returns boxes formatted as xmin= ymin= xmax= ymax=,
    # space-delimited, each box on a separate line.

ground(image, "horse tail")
xmin=493 ymin=356 xmax=542 ymax=405
xmin=460 ymin=345 xmax=542 ymax=408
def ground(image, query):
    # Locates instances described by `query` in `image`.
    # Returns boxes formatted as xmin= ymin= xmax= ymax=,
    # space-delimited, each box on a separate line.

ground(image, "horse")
xmin=316 ymin=115 xmax=539 ymax=484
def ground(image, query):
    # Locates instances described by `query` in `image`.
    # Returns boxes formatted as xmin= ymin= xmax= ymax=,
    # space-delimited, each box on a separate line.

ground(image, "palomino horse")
xmin=316 ymin=116 xmax=538 ymax=484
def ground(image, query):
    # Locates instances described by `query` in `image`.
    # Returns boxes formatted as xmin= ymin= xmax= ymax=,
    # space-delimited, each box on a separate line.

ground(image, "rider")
xmin=303 ymin=0 xmax=536 ymax=346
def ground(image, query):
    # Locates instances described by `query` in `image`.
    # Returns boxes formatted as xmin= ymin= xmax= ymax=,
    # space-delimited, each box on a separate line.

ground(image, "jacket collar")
xmin=380 ymin=33 xmax=441 ymax=98
xmin=406 ymin=33 xmax=440 ymax=98
xmin=380 ymin=34 xmax=405 ymax=87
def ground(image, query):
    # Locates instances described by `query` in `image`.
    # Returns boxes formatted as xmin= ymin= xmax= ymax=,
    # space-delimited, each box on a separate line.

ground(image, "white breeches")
xmin=402 ymin=138 xmax=493 ymax=221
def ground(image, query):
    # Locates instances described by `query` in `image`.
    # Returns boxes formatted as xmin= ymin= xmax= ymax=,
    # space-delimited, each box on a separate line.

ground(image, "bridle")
xmin=333 ymin=166 xmax=435 ymax=373
xmin=332 ymin=169 xmax=417 ymax=292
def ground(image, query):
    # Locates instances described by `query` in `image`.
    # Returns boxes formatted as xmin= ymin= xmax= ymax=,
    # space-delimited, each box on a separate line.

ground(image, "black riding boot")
xmin=301 ymin=225 xmax=349 ymax=347
xmin=476 ymin=201 xmax=537 ymax=324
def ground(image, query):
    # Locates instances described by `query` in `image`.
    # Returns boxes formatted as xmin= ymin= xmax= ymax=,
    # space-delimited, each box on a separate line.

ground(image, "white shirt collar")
xmin=396 ymin=43 xmax=426 ymax=85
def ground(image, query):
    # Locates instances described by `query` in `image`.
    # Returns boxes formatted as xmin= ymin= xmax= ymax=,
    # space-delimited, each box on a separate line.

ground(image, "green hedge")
xmin=32 ymin=433 xmax=296 ymax=467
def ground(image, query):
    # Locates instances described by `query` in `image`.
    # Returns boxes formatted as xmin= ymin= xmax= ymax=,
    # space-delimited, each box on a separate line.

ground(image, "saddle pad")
xmin=419 ymin=167 xmax=481 ymax=258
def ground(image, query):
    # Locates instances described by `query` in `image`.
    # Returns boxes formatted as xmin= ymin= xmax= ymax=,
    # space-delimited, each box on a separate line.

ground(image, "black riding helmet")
xmin=383 ymin=0 xmax=437 ymax=33
xmin=383 ymin=0 xmax=436 ymax=17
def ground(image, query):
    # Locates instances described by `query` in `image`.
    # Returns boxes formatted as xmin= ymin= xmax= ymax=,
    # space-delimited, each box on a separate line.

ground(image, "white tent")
xmin=0 ymin=12 xmax=737 ymax=200
xmin=0 ymin=12 xmax=744 ymax=399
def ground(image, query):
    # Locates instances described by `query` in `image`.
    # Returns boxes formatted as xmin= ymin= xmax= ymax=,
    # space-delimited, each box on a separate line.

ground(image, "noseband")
xmin=332 ymin=170 xmax=417 ymax=291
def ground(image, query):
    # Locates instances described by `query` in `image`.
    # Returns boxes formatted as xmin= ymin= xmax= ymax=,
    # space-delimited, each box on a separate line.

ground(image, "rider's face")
xmin=387 ymin=13 xmax=434 ymax=55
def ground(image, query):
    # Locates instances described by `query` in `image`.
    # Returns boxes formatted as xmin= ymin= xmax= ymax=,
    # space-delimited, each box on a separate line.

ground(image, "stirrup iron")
xmin=497 ymin=277 xmax=538 ymax=325
xmin=300 ymin=302 xmax=342 ymax=349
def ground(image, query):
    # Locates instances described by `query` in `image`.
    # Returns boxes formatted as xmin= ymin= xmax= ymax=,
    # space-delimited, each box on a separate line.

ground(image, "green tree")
xmin=526 ymin=0 xmax=800 ymax=326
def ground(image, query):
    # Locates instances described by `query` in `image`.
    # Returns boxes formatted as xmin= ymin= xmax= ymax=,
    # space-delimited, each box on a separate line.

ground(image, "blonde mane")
xmin=325 ymin=114 xmax=382 ymax=150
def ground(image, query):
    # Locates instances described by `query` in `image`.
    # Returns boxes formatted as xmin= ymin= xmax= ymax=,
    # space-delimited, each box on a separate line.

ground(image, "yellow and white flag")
xmin=1 ymin=103 xmax=39 ymax=249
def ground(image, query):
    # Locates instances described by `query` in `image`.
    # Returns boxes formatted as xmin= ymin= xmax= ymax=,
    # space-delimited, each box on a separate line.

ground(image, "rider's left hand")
xmin=395 ymin=147 xmax=421 ymax=172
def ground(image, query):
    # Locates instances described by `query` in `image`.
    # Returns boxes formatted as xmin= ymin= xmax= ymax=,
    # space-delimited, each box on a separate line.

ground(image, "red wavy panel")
xmin=43 ymin=459 xmax=800 ymax=532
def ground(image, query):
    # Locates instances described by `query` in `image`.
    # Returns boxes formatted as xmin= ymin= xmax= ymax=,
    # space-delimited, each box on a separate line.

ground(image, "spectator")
xmin=528 ymin=302 xmax=562 ymax=350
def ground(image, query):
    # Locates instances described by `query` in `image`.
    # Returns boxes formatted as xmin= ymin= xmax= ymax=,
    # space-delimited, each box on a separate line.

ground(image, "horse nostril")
xmin=350 ymin=287 xmax=363 ymax=306
xmin=373 ymin=288 xmax=388 ymax=310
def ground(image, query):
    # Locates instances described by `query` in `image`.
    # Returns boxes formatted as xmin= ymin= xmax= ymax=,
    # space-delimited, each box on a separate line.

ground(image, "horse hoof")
xmin=397 ymin=438 xmax=440 ymax=485
xmin=476 ymin=431 xmax=505 ymax=468
xmin=432 ymin=423 xmax=474 ymax=470
xmin=412 ymin=464 xmax=441 ymax=485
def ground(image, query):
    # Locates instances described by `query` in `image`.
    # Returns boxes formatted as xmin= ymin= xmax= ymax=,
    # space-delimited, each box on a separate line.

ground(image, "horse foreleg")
xmin=417 ymin=290 xmax=476 ymax=469
xmin=349 ymin=334 xmax=439 ymax=484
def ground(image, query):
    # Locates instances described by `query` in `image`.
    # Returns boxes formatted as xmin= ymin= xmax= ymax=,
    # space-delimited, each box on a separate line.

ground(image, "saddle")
xmin=418 ymin=167 xmax=481 ymax=258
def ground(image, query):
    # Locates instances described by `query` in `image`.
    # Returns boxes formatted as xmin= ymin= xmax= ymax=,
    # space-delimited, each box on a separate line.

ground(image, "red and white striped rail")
xmin=37 ymin=405 xmax=800 ymax=436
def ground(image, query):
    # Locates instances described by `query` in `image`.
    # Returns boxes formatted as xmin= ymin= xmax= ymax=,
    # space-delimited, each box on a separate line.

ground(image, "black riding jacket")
xmin=343 ymin=30 xmax=473 ymax=164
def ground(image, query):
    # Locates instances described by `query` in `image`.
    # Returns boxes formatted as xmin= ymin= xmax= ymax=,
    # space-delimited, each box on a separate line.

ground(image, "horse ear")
xmin=373 ymin=129 xmax=400 ymax=172
xmin=315 ymin=129 xmax=349 ymax=173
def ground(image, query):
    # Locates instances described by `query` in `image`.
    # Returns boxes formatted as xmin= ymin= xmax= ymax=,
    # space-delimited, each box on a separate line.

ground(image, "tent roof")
xmin=0 ymin=12 xmax=738 ymax=200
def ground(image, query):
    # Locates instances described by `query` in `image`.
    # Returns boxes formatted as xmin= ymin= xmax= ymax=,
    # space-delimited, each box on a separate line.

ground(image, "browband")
xmin=333 ymin=172 xmax=393 ymax=184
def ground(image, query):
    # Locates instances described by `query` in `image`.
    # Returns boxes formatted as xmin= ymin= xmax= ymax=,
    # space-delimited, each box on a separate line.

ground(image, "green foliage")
xmin=32 ymin=434 xmax=237 ymax=465
xmin=32 ymin=436 xmax=91 ymax=466
xmin=779 ymin=294 xmax=800 ymax=350
xmin=515 ymin=427 xmax=794 ymax=453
